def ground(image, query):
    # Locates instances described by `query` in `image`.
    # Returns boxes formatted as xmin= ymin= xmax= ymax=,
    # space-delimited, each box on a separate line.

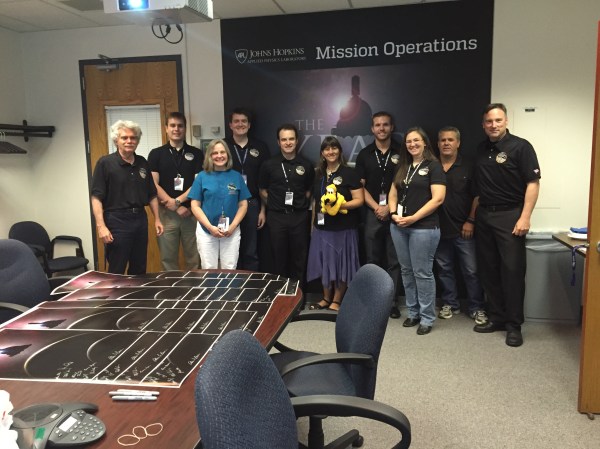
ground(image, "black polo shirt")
xmin=312 ymin=165 xmax=361 ymax=231
xmin=474 ymin=131 xmax=541 ymax=206
xmin=439 ymin=154 xmax=476 ymax=239
xmin=91 ymin=152 xmax=157 ymax=211
xmin=259 ymin=153 xmax=314 ymax=213
xmin=224 ymin=136 xmax=270 ymax=199
xmin=354 ymin=140 xmax=403 ymax=205
xmin=395 ymin=159 xmax=446 ymax=229
xmin=147 ymin=142 xmax=204 ymax=208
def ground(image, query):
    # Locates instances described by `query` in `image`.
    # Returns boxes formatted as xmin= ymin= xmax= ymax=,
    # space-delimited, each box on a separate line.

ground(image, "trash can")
xmin=524 ymin=234 xmax=582 ymax=322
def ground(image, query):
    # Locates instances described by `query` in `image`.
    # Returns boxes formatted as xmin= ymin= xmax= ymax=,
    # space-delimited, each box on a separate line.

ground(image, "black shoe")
xmin=390 ymin=306 xmax=401 ymax=319
xmin=506 ymin=330 xmax=523 ymax=347
xmin=402 ymin=317 xmax=420 ymax=327
xmin=473 ymin=321 xmax=506 ymax=333
xmin=416 ymin=324 xmax=432 ymax=335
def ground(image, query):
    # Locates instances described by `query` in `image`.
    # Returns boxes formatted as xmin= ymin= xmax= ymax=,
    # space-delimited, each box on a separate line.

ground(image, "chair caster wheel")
xmin=352 ymin=435 xmax=364 ymax=447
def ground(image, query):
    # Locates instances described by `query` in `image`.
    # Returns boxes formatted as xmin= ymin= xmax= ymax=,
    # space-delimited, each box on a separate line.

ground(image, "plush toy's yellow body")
xmin=320 ymin=184 xmax=348 ymax=216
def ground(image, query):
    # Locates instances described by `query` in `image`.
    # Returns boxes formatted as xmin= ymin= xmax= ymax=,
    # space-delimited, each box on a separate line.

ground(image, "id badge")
xmin=174 ymin=176 xmax=184 ymax=192
xmin=218 ymin=215 xmax=230 ymax=231
xmin=379 ymin=193 xmax=387 ymax=206
xmin=285 ymin=191 xmax=294 ymax=206
xmin=317 ymin=212 xmax=325 ymax=225
xmin=397 ymin=205 xmax=404 ymax=217
xmin=242 ymin=174 xmax=248 ymax=185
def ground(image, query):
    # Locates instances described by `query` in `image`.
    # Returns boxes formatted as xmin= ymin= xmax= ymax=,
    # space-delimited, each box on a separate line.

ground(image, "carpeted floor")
xmin=276 ymin=306 xmax=600 ymax=448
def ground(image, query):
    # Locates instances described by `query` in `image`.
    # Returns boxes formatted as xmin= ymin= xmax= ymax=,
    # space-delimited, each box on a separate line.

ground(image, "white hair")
xmin=110 ymin=120 xmax=142 ymax=144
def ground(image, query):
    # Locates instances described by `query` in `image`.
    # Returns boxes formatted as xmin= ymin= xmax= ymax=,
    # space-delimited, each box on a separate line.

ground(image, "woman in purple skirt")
xmin=307 ymin=136 xmax=364 ymax=311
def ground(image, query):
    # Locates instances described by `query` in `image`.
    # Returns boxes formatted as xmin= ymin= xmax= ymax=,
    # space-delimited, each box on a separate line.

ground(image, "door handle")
xmin=597 ymin=241 xmax=600 ymax=253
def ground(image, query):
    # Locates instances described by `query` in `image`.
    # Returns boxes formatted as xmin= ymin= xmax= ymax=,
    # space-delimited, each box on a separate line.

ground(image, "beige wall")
xmin=0 ymin=0 xmax=598 ymax=264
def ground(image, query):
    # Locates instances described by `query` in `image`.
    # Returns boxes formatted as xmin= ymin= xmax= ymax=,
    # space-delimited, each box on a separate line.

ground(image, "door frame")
xmin=78 ymin=55 xmax=185 ymax=270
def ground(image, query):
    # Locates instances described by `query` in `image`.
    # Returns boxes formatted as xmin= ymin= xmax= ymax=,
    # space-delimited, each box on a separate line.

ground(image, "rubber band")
xmin=117 ymin=422 xmax=164 ymax=446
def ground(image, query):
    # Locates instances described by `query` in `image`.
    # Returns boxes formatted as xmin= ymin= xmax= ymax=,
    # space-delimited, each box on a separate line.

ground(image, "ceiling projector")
xmin=104 ymin=0 xmax=213 ymax=24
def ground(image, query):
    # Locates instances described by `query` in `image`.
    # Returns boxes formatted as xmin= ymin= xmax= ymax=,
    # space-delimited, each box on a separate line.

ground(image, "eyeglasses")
xmin=117 ymin=423 xmax=163 ymax=446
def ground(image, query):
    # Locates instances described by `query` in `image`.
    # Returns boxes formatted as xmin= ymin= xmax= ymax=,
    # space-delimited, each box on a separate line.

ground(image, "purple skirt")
xmin=306 ymin=228 xmax=360 ymax=287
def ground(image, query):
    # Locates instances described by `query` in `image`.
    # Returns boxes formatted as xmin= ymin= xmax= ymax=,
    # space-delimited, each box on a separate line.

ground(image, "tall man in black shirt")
xmin=224 ymin=108 xmax=270 ymax=271
xmin=148 ymin=112 xmax=204 ymax=271
xmin=259 ymin=124 xmax=314 ymax=293
xmin=355 ymin=111 xmax=403 ymax=318
xmin=91 ymin=120 xmax=164 ymax=275
xmin=473 ymin=103 xmax=541 ymax=347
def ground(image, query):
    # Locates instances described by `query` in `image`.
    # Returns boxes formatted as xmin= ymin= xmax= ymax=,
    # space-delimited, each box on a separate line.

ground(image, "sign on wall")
xmin=221 ymin=0 xmax=494 ymax=163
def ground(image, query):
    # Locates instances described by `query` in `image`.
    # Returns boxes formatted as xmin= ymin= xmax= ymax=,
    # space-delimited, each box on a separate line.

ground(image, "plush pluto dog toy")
xmin=321 ymin=184 xmax=348 ymax=216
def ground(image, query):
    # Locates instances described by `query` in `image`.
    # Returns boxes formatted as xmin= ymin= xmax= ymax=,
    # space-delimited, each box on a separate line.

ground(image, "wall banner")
xmin=221 ymin=0 xmax=494 ymax=163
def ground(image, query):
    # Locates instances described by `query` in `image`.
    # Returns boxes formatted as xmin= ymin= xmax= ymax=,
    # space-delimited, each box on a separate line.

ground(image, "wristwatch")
xmin=175 ymin=198 xmax=181 ymax=207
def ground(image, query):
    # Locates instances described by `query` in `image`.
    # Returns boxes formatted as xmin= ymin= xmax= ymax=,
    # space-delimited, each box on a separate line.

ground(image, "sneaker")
xmin=470 ymin=310 xmax=488 ymax=325
xmin=438 ymin=305 xmax=460 ymax=319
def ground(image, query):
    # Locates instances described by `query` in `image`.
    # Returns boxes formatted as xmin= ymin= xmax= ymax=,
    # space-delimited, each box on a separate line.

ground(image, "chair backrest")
xmin=8 ymin=221 xmax=52 ymax=254
xmin=0 ymin=239 xmax=51 ymax=322
xmin=195 ymin=330 xmax=298 ymax=449
xmin=335 ymin=263 xmax=394 ymax=399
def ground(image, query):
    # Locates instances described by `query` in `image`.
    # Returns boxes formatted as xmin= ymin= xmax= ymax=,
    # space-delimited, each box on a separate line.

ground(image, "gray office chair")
xmin=271 ymin=263 xmax=410 ymax=448
xmin=9 ymin=221 xmax=89 ymax=276
xmin=195 ymin=329 xmax=411 ymax=449
xmin=0 ymin=239 xmax=69 ymax=323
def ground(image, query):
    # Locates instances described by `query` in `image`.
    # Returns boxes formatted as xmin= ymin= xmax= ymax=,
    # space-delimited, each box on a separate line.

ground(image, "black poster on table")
xmin=220 ymin=0 xmax=494 ymax=164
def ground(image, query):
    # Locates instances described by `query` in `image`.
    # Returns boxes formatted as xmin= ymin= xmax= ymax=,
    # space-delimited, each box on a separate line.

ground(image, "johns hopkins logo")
xmin=235 ymin=49 xmax=248 ymax=64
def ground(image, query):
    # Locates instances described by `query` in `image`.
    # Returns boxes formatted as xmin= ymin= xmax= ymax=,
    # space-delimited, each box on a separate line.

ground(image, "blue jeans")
xmin=434 ymin=237 xmax=484 ymax=313
xmin=390 ymin=225 xmax=440 ymax=326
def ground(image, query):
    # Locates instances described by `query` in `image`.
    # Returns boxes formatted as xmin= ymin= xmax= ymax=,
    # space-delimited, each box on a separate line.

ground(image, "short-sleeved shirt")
xmin=188 ymin=169 xmax=251 ymax=234
xmin=473 ymin=131 xmax=541 ymax=206
xmin=312 ymin=165 xmax=361 ymax=231
xmin=147 ymin=142 xmax=204 ymax=208
xmin=224 ymin=136 xmax=270 ymax=199
xmin=395 ymin=159 xmax=446 ymax=229
xmin=91 ymin=151 xmax=157 ymax=211
xmin=439 ymin=155 xmax=475 ymax=239
xmin=354 ymin=140 xmax=403 ymax=205
xmin=258 ymin=153 xmax=315 ymax=213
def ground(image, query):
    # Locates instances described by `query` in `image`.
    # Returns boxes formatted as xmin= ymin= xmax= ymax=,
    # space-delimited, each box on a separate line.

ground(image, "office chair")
xmin=0 ymin=239 xmax=69 ymax=323
xmin=195 ymin=329 xmax=411 ymax=449
xmin=9 ymin=221 xmax=89 ymax=276
xmin=271 ymin=263 xmax=409 ymax=449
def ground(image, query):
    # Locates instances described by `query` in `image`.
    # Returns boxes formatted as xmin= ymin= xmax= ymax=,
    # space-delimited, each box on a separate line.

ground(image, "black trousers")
xmin=475 ymin=207 xmax=526 ymax=329
xmin=104 ymin=209 xmax=148 ymax=275
xmin=237 ymin=198 xmax=260 ymax=271
xmin=266 ymin=210 xmax=309 ymax=288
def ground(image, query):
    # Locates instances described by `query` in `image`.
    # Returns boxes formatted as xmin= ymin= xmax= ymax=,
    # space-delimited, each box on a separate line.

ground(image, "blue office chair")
xmin=271 ymin=263 xmax=409 ymax=448
xmin=9 ymin=221 xmax=89 ymax=276
xmin=0 ymin=239 xmax=69 ymax=323
xmin=195 ymin=329 xmax=411 ymax=449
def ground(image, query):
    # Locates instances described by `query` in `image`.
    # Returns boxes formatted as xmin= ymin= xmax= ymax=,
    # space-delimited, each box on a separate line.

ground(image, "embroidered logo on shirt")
xmin=496 ymin=152 xmax=508 ymax=164
xmin=185 ymin=152 xmax=194 ymax=161
xmin=250 ymin=149 xmax=259 ymax=157
xmin=227 ymin=183 xmax=237 ymax=194
xmin=391 ymin=154 xmax=401 ymax=164
xmin=333 ymin=176 xmax=343 ymax=186
xmin=418 ymin=167 xmax=429 ymax=176
xmin=139 ymin=167 xmax=147 ymax=179
xmin=296 ymin=166 xmax=306 ymax=175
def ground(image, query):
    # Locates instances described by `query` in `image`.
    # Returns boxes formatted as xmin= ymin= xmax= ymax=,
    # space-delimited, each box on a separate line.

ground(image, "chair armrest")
xmin=27 ymin=243 xmax=46 ymax=257
xmin=291 ymin=394 xmax=411 ymax=449
xmin=51 ymin=236 xmax=85 ymax=258
xmin=278 ymin=352 xmax=374 ymax=378
xmin=0 ymin=302 xmax=29 ymax=313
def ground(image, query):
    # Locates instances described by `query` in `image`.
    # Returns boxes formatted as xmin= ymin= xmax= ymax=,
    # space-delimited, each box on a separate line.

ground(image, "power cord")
xmin=151 ymin=18 xmax=184 ymax=44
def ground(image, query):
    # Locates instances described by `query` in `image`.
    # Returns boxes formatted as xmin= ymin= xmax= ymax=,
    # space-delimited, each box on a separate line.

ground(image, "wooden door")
xmin=579 ymin=23 xmax=600 ymax=415
xmin=82 ymin=58 xmax=182 ymax=273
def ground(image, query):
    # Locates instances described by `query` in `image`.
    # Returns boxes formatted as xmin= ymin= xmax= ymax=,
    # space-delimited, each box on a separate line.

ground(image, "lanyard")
xmin=281 ymin=162 xmax=291 ymax=190
xmin=169 ymin=146 xmax=185 ymax=176
xmin=233 ymin=144 xmax=248 ymax=175
xmin=374 ymin=149 xmax=391 ymax=191
xmin=400 ymin=161 xmax=423 ymax=205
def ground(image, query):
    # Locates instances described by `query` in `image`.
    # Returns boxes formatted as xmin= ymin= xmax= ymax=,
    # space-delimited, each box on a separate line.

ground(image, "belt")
xmin=112 ymin=207 xmax=144 ymax=214
xmin=479 ymin=203 xmax=521 ymax=212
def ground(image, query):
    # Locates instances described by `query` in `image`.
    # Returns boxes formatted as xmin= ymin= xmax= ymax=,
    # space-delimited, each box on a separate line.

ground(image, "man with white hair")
xmin=91 ymin=120 xmax=164 ymax=274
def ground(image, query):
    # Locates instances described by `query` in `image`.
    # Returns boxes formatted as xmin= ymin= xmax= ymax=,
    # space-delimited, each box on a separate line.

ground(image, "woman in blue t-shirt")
xmin=388 ymin=127 xmax=446 ymax=335
xmin=189 ymin=139 xmax=251 ymax=269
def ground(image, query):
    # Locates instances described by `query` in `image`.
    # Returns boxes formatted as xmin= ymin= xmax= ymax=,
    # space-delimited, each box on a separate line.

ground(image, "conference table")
xmin=0 ymin=269 xmax=303 ymax=449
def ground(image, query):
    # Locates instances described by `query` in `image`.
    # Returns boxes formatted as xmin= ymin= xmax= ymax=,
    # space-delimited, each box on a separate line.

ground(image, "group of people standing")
xmin=90 ymin=102 xmax=541 ymax=347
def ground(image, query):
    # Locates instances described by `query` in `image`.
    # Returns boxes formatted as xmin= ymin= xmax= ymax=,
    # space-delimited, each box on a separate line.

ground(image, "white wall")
xmin=1 ymin=0 xmax=598 ymax=263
